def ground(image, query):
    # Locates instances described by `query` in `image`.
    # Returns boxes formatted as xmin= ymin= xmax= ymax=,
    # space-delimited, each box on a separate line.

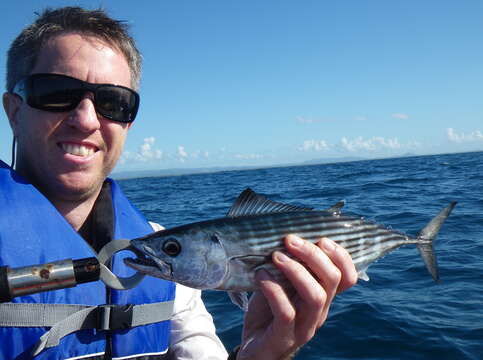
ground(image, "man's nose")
xmin=65 ymin=94 xmax=101 ymax=133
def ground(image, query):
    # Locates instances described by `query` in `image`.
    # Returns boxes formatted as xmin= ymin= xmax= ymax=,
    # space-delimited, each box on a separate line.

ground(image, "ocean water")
xmin=118 ymin=151 xmax=483 ymax=359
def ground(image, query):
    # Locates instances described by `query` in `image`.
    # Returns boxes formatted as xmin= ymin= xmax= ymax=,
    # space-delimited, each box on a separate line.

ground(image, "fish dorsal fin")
xmin=227 ymin=188 xmax=313 ymax=217
xmin=326 ymin=200 xmax=345 ymax=215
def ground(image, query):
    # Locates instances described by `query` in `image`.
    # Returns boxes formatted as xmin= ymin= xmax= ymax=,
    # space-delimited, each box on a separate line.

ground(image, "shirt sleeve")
xmin=149 ymin=222 xmax=229 ymax=360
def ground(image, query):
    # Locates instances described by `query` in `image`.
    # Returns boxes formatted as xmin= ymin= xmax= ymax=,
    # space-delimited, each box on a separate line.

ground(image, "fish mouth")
xmin=124 ymin=255 xmax=173 ymax=280
xmin=124 ymin=241 xmax=174 ymax=280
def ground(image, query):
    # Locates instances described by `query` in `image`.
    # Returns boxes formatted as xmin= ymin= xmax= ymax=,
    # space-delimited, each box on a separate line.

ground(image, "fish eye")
xmin=163 ymin=239 xmax=181 ymax=257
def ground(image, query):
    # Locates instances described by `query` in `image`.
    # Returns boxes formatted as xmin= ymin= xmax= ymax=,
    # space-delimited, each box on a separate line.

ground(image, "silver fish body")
xmin=125 ymin=188 xmax=456 ymax=309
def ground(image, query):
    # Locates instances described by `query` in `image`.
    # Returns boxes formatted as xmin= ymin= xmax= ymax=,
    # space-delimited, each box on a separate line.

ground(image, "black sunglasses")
xmin=12 ymin=73 xmax=140 ymax=123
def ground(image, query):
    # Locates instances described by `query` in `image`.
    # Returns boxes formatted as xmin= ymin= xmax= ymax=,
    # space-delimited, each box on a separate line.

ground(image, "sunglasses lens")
xmin=29 ymin=75 xmax=81 ymax=111
xmin=96 ymin=86 xmax=138 ymax=123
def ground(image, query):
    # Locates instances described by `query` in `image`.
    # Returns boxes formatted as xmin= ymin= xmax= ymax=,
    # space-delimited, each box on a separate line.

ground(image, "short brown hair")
xmin=6 ymin=6 xmax=142 ymax=92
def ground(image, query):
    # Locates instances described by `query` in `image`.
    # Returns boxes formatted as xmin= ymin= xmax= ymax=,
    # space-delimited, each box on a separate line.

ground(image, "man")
xmin=0 ymin=6 xmax=357 ymax=360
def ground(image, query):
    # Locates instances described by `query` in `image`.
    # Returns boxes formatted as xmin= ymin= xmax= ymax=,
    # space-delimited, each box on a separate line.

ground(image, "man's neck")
xmin=51 ymin=189 xmax=102 ymax=231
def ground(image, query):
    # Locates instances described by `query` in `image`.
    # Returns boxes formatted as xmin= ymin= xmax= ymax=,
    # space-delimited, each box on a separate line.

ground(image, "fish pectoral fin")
xmin=228 ymin=291 xmax=249 ymax=311
xmin=357 ymin=269 xmax=370 ymax=281
xmin=231 ymin=255 xmax=268 ymax=268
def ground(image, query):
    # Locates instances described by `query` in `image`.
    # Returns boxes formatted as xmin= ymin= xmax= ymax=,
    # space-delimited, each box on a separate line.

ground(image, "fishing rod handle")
xmin=0 ymin=257 xmax=100 ymax=303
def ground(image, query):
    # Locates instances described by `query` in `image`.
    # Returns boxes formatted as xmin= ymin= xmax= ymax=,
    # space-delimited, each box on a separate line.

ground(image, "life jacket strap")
xmin=0 ymin=301 xmax=174 ymax=356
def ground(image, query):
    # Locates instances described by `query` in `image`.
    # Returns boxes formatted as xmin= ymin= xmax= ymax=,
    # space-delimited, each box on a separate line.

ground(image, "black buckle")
xmin=98 ymin=304 xmax=134 ymax=331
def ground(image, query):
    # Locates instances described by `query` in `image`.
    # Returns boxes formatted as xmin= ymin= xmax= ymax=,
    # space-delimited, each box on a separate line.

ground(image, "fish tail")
xmin=416 ymin=201 xmax=457 ymax=282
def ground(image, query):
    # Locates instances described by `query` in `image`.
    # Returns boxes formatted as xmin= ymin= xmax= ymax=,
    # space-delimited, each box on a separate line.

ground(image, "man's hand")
xmin=237 ymin=235 xmax=357 ymax=360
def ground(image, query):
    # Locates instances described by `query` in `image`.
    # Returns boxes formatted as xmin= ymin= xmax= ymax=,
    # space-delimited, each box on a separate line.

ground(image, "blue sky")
xmin=1 ymin=1 xmax=482 ymax=172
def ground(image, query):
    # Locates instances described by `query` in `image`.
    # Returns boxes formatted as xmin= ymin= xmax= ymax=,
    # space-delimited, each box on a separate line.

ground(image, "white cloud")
xmin=121 ymin=139 xmax=214 ymax=166
xmin=337 ymin=136 xmax=422 ymax=154
xmin=176 ymin=146 xmax=188 ymax=162
xmin=447 ymin=128 xmax=483 ymax=143
xmin=144 ymin=136 xmax=155 ymax=145
xmin=122 ymin=137 xmax=163 ymax=163
xmin=354 ymin=115 xmax=367 ymax=121
xmin=391 ymin=113 xmax=409 ymax=120
xmin=139 ymin=137 xmax=162 ymax=160
xmin=340 ymin=136 xmax=404 ymax=152
xmin=298 ymin=139 xmax=330 ymax=152
xmin=297 ymin=136 xmax=419 ymax=154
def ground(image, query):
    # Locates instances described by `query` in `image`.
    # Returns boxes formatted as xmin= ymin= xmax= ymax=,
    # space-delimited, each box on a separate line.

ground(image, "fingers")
xmin=272 ymin=249 xmax=328 ymax=314
xmin=239 ymin=270 xmax=299 ymax=360
xmin=284 ymin=235 xmax=358 ymax=294
xmin=255 ymin=269 xmax=297 ymax=326
xmin=279 ymin=235 xmax=358 ymax=330
xmin=268 ymin=247 xmax=328 ymax=343
xmin=284 ymin=235 xmax=340 ymax=303
xmin=317 ymin=237 xmax=358 ymax=293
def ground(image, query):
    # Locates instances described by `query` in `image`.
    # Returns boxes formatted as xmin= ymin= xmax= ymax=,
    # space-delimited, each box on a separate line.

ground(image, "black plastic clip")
xmin=99 ymin=304 xmax=134 ymax=331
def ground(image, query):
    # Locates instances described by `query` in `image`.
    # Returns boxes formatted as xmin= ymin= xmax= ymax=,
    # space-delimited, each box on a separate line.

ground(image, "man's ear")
xmin=3 ymin=92 xmax=22 ymax=134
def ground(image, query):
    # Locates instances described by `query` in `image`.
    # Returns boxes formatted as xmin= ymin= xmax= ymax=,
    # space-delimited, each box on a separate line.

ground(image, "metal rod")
xmin=0 ymin=257 xmax=100 ymax=302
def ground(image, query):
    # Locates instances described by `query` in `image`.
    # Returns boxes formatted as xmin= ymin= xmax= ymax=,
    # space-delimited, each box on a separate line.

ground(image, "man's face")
xmin=6 ymin=33 xmax=133 ymax=202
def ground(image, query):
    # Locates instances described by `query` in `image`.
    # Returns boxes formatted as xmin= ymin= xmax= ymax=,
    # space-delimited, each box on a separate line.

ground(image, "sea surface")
xmin=118 ymin=151 xmax=483 ymax=360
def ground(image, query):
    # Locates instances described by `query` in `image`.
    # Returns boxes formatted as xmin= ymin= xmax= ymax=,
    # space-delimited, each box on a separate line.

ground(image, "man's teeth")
xmin=62 ymin=143 xmax=95 ymax=157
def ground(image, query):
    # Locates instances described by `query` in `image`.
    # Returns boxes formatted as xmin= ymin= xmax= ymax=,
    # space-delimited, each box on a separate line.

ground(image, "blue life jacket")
xmin=0 ymin=160 xmax=176 ymax=359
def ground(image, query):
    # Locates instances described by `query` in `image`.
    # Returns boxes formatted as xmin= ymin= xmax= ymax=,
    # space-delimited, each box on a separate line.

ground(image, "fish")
xmin=125 ymin=188 xmax=456 ymax=310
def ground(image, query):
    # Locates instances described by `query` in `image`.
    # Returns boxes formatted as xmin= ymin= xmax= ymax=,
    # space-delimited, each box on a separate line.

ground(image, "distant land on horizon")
xmin=112 ymin=153 xmax=422 ymax=180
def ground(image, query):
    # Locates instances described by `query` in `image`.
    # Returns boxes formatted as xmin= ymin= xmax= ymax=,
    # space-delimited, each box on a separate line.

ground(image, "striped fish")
xmin=125 ymin=188 xmax=456 ymax=310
